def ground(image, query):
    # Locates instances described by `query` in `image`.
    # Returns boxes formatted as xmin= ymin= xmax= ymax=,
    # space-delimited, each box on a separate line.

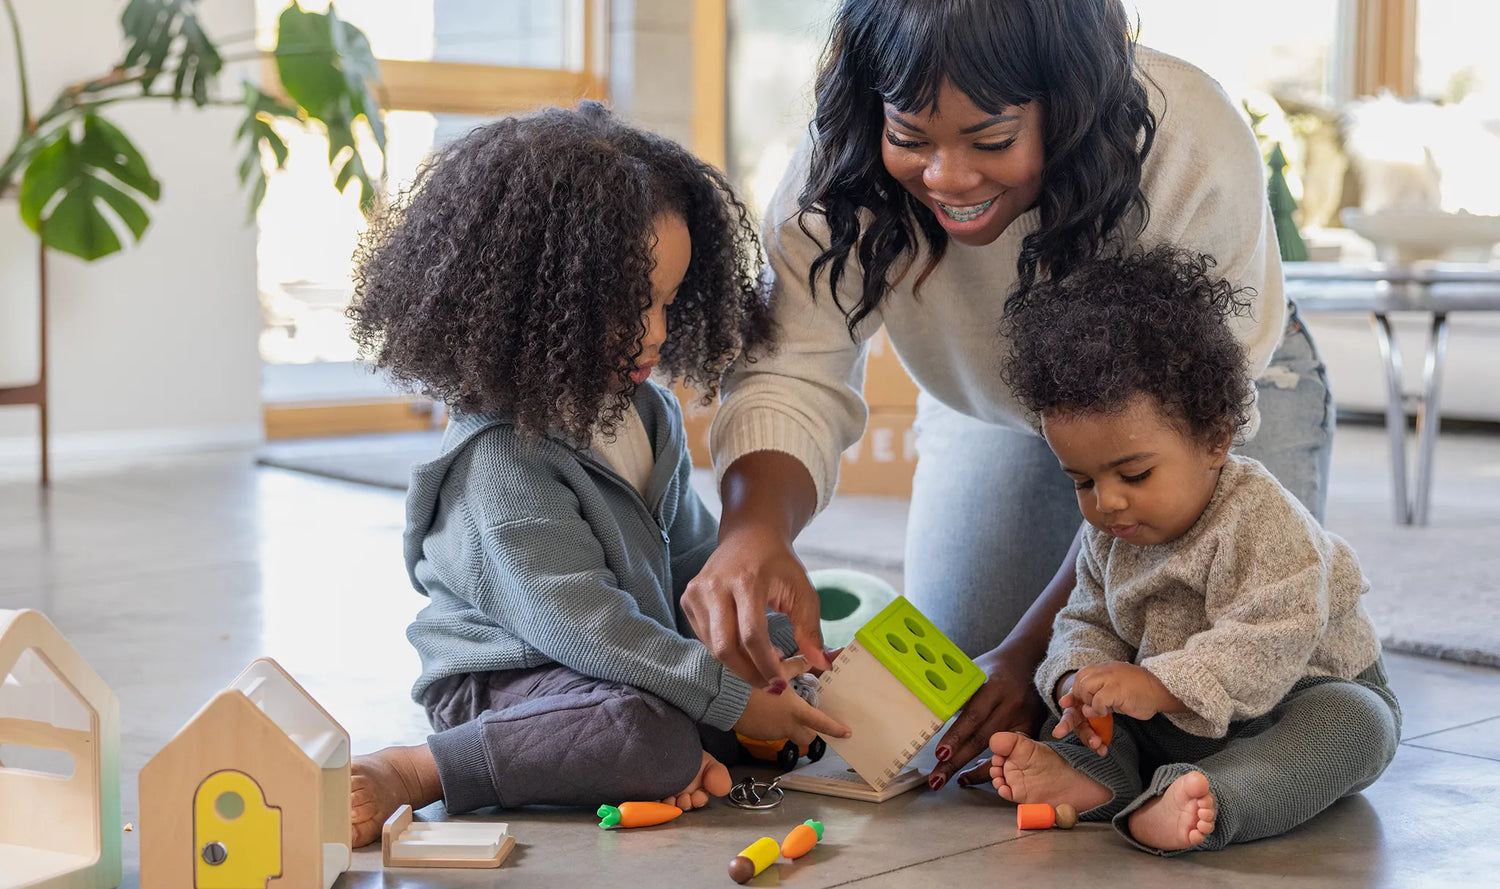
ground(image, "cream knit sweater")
xmin=711 ymin=47 xmax=1286 ymax=512
xmin=1034 ymin=455 xmax=1382 ymax=739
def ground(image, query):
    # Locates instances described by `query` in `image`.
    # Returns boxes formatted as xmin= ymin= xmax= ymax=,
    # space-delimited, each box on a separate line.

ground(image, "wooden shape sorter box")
xmin=810 ymin=597 xmax=985 ymax=792
xmin=0 ymin=609 xmax=122 ymax=889
xmin=138 ymin=658 xmax=352 ymax=889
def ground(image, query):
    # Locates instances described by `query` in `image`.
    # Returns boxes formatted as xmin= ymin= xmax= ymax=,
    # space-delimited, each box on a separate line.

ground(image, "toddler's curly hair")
xmin=348 ymin=101 xmax=773 ymax=440
xmin=1002 ymin=246 xmax=1256 ymax=446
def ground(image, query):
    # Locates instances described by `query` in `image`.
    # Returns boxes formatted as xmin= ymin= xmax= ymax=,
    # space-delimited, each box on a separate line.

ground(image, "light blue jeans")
xmin=902 ymin=305 xmax=1335 ymax=656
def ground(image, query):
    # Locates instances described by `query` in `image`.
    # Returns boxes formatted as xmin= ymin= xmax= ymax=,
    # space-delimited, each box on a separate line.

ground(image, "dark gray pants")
xmin=421 ymin=664 xmax=728 ymax=813
xmin=1044 ymin=659 xmax=1401 ymax=855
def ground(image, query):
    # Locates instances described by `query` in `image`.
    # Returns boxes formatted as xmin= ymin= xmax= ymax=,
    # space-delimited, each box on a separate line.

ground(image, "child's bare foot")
xmin=350 ymin=744 xmax=444 ymax=848
xmin=659 ymin=750 xmax=732 ymax=811
xmin=988 ymin=731 xmax=1112 ymax=813
xmin=1126 ymin=770 xmax=1216 ymax=852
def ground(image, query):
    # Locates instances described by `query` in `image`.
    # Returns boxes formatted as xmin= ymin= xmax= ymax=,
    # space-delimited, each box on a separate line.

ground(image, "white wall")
xmin=0 ymin=0 xmax=262 ymax=470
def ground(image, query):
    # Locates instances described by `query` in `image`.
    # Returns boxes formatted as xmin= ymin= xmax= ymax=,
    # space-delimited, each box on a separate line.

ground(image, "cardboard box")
xmin=864 ymin=328 xmax=921 ymax=409
xmin=836 ymin=408 xmax=917 ymax=498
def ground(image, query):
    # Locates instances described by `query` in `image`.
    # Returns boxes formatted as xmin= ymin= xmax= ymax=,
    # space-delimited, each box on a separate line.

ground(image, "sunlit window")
xmin=254 ymin=1 xmax=587 ymax=373
xmin=1123 ymin=0 xmax=1347 ymax=106
xmin=727 ymin=0 xmax=838 ymax=218
xmin=1417 ymin=0 xmax=1500 ymax=111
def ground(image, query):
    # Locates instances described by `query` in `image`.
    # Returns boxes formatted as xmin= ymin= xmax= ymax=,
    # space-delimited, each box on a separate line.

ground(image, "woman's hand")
xmin=682 ymin=452 xmax=827 ymax=687
xmin=682 ymin=524 xmax=830 ymax=687
xmin=926 ymin=642 xmax=1047 ymax=790
xmin=734 ymin=682 xmax=851 ymax=746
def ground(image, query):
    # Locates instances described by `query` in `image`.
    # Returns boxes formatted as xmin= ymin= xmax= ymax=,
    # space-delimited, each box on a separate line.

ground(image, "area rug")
xmin=256 ymin=424 xmax=1500 ymax=668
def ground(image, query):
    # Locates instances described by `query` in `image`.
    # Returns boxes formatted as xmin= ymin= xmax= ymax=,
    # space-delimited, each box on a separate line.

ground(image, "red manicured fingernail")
xmin=767 ymin=680 xmax=786 ymax=695
xmin=928 ymin=774 xmax=946 ymax=791
xmin=936 ymin=745 xmax=952 ymax=762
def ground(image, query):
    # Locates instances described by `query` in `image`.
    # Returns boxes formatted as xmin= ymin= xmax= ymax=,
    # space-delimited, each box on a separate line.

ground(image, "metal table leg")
xmin=1413 ymin=313 xmax=1450 ymax=525
xmin=1369 ymin=313 xmax=1411 ymax=524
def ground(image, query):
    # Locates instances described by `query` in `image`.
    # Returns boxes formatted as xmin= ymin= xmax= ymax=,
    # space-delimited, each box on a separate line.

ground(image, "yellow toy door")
xmin=193 ymin=770 xmax=283 ymax=888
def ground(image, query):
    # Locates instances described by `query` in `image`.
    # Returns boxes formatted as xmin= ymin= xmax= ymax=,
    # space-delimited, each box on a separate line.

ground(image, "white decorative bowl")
xmin=1341 ymin=208 xmax=1500 ymax=263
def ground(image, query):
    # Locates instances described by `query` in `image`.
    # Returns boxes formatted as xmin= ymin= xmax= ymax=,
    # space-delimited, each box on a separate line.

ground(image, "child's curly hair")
xmin=348 ymin=101 xmax=773 ymax=440
xmin=1001 ymin=246 xmax=1256 ymax=447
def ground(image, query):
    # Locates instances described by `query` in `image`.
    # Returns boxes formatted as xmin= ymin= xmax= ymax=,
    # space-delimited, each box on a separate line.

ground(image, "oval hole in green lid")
xmin=925 ymin=669 xmax=948 ymax=691
xmin=903 ymin=617 xmax=926 ymax=637
xmin=943 ymin=653 xmax=963 ymax=674
xmin=915 ymin=643 xmax=937 ymax=664
xmin=886 ymin=632 xmax=908 ymax=653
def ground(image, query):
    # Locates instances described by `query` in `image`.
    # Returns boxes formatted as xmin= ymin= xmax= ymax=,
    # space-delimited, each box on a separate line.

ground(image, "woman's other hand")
xmin=925 ymin=642 xmax=1047 ymax=790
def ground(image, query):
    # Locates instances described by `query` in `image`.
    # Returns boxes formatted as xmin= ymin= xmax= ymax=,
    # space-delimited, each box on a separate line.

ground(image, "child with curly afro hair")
xmin=982 ymin=246 xmax=1397 ymax=855
xmin=344 ymin=102 xmax=848 ymax=847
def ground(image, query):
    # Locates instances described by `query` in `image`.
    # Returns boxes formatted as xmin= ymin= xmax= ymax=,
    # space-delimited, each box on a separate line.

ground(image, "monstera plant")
xmin=0 ymin=0 xmax=387 ymax=261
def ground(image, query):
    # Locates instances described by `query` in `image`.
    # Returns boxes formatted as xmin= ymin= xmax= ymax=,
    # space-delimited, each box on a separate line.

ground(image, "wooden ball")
xmin=1055 ymin=803 xmax=1079 ymax=829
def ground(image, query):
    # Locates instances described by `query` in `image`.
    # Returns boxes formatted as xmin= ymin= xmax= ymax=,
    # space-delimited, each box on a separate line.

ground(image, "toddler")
xmin=343 ymin=102 xmax=848 ymax=846
xmin=987 ymin=247 xmax=1400 ymax=854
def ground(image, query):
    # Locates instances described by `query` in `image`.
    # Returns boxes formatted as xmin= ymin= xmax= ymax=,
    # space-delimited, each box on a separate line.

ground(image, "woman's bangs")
xmin=870 ymin=1 xmax=1037 ymax=115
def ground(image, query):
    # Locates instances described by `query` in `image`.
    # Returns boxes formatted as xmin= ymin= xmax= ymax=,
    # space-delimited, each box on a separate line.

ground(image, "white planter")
xmin=0 ymin=196 xmax=42 ymax=389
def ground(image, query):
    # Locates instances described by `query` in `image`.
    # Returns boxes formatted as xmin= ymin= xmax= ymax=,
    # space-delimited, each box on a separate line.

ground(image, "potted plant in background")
xmin=1 ymin=0 xmax=387 ymax=260
xmin=0 ymin=0 xmax=388 ymax=485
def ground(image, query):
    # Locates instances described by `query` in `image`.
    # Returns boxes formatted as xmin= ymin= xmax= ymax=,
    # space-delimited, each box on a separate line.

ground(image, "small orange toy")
xmin=1017 ymin=803 xmax=1056 ymax=830
xmin=780 ymin=820 xmax=824 ymax=859
xmin=596 ymin=801 xmax=683 ymax=829
xmin=1087 ymin=714 xmax=1114 ymax=747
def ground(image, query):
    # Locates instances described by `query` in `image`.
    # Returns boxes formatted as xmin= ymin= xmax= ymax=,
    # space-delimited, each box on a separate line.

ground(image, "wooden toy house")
xmin=0 ymin=608 xmax=122 ymax=889
xmin=813 ymin=597 xmax=985 ymax=790
xmin=139 ymin=658 xmax=350 ymax=889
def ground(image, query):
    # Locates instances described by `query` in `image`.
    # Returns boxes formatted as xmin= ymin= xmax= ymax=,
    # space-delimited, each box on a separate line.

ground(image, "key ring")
xmin=725 ymin=774 xmax=784 ymax=809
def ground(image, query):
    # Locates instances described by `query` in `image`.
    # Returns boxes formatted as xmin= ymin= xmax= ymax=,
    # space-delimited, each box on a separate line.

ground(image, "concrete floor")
xmin=2 ymin=433 xmax=1497 ymax=887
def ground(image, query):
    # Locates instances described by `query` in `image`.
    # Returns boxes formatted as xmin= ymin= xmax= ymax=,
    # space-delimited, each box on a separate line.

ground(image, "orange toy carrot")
xmin=597 ymin=801 xmax=682 ymax=829
xmin=1087 ymin=714 xmax=1114 ymax=747
xmin=781 ymin=820 xmax=824 ymax=859
xmin=1017 ymin=803 xmax=1056 ymax=830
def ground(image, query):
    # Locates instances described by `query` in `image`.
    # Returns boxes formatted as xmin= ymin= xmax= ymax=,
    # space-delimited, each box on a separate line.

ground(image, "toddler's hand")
xmin=735 ymin=682 xmax=849 ymax=746
xmin=1059 ymin=661 xmax=1180 ymax=722
xmin=1051 ymin=705 xmax=1109 ymax=755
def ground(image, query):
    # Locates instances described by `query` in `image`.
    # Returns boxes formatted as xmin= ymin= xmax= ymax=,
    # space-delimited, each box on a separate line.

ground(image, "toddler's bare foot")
xmin=988 ymin=731 xmax=1112 ymax=813
xmin=660 ymin=750 xmax=732 ymax=811
xmin=1126 ymin=770 xmax=1216 ymax=852
xmin=350 ymin=744 xmax=444 ymax=848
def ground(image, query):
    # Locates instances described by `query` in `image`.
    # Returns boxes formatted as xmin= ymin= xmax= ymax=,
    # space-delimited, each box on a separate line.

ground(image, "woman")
xmin=680 ymin=0 xmax=1333 ymax=790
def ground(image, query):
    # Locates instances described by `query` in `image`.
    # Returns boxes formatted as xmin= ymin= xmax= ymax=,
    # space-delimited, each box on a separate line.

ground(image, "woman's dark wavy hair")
xmin=1001 ymin=247 xmax=1255 ymax=447
xmin=348 ymin=101 xmax=773 ymax=441
xmin=802 ymin=0 xmax=1156 ymax=336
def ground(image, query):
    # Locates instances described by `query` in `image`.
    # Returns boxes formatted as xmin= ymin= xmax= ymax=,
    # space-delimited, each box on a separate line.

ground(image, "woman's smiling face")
xmin=880 ymin=80 xmax=1046 ymax=246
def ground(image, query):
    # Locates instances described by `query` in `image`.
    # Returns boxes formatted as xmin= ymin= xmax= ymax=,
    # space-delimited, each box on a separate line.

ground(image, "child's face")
xmin=628 ymin=212 xmax=691 ymax=386
xmin=1041 ymin=394 xmax=1229 ymax=546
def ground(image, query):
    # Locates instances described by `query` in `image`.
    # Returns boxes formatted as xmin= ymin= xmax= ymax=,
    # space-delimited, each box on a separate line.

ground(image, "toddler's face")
xmin=628 ymin=212 xmax=691 ymax=387
xmin=1041 ymin=394 xmax=1229 ymax=547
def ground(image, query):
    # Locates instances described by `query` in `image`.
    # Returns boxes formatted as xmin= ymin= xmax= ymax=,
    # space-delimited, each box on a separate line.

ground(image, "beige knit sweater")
xmin=1034 ymin=455 xmax=1382 ymax=739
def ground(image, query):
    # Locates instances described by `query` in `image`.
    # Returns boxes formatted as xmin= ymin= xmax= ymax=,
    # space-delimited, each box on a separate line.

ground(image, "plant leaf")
xmin=46 ymin=189 xmax=124 ymax=260
xmin=178 ymin=14 xmax=223 ymax=108
xmin=90 ymin=178 xmax=151 ymax=240
xmin=254 ymin=119 xmax=290 ymax=168
xmin=121 ymin=0 xmax=187 ymax=91
xmin=18 ymin=135 xmax=74 ymax=229
xmin=80 ymin=115 xmax=161 ymax=201
xmin=275 ymin=4 xmax=343 ymax=121
xmin=247 ymin=169 xmax=268 ymax=220
xmin=18 ymin=121 xmax=160 ymax=261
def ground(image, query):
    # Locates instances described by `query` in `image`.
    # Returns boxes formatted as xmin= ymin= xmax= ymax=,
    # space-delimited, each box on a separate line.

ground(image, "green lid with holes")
xmin=853 ymin=596 xmax=984 ymax=720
